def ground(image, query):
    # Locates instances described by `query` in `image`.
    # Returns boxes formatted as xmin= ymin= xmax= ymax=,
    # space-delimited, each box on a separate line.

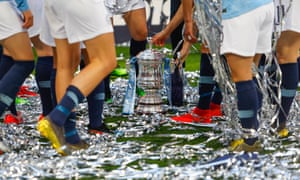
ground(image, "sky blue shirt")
xmin=222 ymin=0 xmax=273 ymax=19
xmin=0 ymin=0 xmax=29 ymax=12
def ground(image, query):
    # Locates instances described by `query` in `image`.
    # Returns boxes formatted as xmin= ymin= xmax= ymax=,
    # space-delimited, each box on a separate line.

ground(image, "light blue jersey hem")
xmin=0 ymin=0 xmax=29 ymax=12
xmin=222 ymin=0 xmax=273 ymax=19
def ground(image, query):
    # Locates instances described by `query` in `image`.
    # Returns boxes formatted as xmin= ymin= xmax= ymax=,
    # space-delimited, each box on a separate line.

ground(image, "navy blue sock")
xmin=211 ymin=86 xmax=222 ymax=105
xmin=35 ymin=56 xmax=54 ymax=116
xmin=236 ymin=80 xmax=259 ymax=145
xmin=197 ymin=53 xmax=215 ymax=109
xmin=255 ymin=55 xmax=267 ymax=111
xmin=0 ymin=55 xmax=17 ymax=115
xmin=8 ymin=101 xmax=17 ymax=116
xmin=266 ymin=62 xmax=279 ymax=104
xmin=79 ymin=58 xmax=85 ymax=70
xmin=130 ymin=38 xmax=146 ymax=76
xmin=50 ymin=68 xmax=57 ymax=106
xmin=298 ymin=57 xmax=300 ymax=82
xmin=171 ymin=66 xmax=184 ymax=106
xmin=0 ymin=60 xmax=34 ymax=115
xmin=278 ymin=63 xmax=298 ymax=125
xmin=130 ymin=38 xmax=147 ymax=57
xmin=104 ymin=75 xmax=111 ymax=101
xmin=49 ymin=85 xmax=85 ymax=126
xmin=87 ymin=81 xmax=105 ymax=129
xmin=258 ymin=54 xmax=266 ymax=73
xmin=0 ymin=55 xmax=14 ymax=79
xmin=64 ymin=112 xmax=80 ymax=144
xmin=253 ymin=77 xmax=263 ymax=112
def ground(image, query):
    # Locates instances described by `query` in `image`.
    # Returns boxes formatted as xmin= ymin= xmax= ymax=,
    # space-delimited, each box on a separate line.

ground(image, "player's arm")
xmin=14 ymin=0 xmax=33 ymax=28
xmin=182 ymin=0 xmax=197 ymax=43
xmin=152 ymin=4 xmax=184 ymax=46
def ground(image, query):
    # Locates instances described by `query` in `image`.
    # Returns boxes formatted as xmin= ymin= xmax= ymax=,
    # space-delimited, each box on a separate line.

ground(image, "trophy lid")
xmin=137 ymin=37 xmax=164 ymax=61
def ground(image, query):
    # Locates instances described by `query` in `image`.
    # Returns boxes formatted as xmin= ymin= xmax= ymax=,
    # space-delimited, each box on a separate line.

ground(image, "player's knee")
xmin=132 ymin=28 xmax=148 ymax=41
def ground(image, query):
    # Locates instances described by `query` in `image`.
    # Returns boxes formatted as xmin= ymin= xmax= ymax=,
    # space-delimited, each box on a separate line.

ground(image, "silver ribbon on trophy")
xmin=163 ymin=57 xmax=172 ymax=107
xmin=122 ymin=57 xmax=137 ymax=115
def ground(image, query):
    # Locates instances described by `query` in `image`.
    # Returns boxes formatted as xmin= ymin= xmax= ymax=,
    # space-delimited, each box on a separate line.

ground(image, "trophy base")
xmin=136 ymin=93 xmax=166 ymax=114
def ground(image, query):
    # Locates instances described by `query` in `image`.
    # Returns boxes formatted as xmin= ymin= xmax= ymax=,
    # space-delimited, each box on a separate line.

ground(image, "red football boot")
xmin=210 ymin=103 xmax=222 ymax=117
xmin=171 ymin=107 xmax=212 ymax=124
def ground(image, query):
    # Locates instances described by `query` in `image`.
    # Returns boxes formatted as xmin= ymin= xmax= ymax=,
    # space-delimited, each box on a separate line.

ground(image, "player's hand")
xmin=174 ymin=41 xmax=191 ymax=68
xmin=183 ymin=21 xmax=197 ymax=43
xmin=152 ymin=30 xmax=169 ymax=47
xmin=22 ymin=10 xmax=33 ymax=29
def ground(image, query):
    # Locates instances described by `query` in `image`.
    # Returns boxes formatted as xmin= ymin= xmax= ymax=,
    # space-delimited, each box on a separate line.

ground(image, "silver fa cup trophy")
xmin=135 ymin=39 xmax=166 ymax=114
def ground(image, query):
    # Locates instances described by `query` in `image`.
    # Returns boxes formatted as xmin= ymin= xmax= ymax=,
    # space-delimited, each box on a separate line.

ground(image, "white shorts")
xmin=27 ymin=0 xmax=44 ymax=38
xmin=221 ymin=3 xmax=274 ymax=57
xmin=0 ymin=1 xmax=26 ymax=40
xmin=40 ymin=16 xmax=55 ymax=47
xmin=40 ymin=18 xmax=87 ymax=49
xmin=44 ymin=0 xmax=113 ymax=44
xmin=281 ymin=0 xmax=300 ymax=33
xmin=40 ymin=19 xmax=87 ymax=50
xmin=106 ymin=0 xmax=145 ymax=15
xmin=118 ymin=0 xmax=145 ymax=14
